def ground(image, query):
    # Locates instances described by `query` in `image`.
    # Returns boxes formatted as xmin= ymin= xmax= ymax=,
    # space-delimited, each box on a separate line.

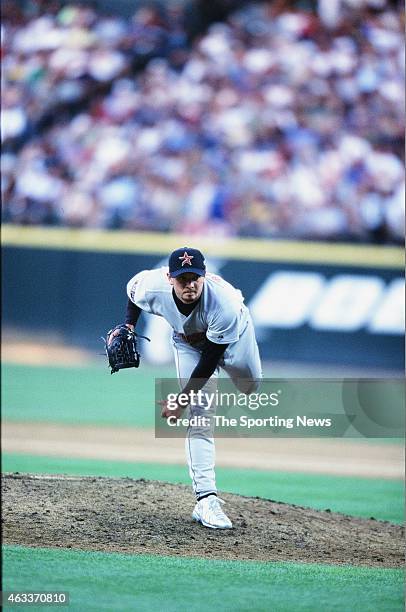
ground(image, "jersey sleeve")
xmin=206 ymin=306 xmax=240 ymax=344
xmin=126 ymin=271 xmax=154 ymax=313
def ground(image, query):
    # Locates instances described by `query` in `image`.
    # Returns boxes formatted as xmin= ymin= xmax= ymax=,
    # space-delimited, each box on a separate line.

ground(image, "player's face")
xmin=168 ymin=273 xmax=205 ymax=304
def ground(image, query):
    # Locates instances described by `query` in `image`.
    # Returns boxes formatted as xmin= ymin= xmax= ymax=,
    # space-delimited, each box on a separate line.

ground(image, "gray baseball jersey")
xmin=127 ymin=266 xmax=262 ymax=498
xmin=127 ymin=267 xmax=246 ymax=341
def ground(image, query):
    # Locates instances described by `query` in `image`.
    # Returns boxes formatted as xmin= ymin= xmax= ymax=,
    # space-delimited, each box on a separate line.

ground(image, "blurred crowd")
xmin=2 ymin=0 xmax=404 ymax=243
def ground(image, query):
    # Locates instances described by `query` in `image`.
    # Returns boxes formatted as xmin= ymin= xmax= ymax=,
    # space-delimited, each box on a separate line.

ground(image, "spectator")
xmin=1 ymin=0 xmax=404 ymax=243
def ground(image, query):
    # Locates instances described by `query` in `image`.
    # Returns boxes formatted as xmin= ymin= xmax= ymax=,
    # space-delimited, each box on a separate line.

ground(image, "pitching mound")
xmin=2 ymin=473 xmax=403 ymax=568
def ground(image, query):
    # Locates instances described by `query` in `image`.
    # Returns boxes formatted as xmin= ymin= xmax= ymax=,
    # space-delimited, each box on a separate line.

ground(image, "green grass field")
xmin=2 ymin=363 xmax=170 ymax=426
xmin=3 ymin=546 xmax=404 ymax=612
xmin=2 ymin=362 xmax=404 ymax=611
xmin=3 ymin=364 xmax=406 ymax=436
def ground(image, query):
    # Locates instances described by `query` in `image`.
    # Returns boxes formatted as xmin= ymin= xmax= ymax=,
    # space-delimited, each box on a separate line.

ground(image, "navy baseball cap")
xmin=168 ymin=247 xmax=206 ymax=278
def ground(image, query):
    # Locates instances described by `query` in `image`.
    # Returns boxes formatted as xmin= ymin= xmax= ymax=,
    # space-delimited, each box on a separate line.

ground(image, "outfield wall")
xmin=2 ymin=225 xmax=404 ymax=370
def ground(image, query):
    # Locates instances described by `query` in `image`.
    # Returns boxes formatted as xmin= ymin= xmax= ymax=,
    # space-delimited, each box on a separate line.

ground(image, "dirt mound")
xmin=2 ymin=473 xmax=403 ymax=568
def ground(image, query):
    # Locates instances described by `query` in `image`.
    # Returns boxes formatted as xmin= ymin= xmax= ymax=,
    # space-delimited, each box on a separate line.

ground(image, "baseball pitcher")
xmin=106 ymin=247 xmax=262 ymax=529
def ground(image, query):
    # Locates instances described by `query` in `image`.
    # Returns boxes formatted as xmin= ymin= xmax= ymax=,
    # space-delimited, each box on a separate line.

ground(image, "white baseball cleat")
xmin=192 ymin=495 xmax=233 ymax=529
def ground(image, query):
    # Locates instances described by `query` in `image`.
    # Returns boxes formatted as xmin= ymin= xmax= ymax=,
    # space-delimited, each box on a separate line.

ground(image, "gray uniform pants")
xmin=172 ymin=315 xmax=262 ymax=498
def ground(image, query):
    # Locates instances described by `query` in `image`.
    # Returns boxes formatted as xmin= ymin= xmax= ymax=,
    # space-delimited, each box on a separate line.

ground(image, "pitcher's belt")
xmin=175 ymin=332 xmax=206 ymax=345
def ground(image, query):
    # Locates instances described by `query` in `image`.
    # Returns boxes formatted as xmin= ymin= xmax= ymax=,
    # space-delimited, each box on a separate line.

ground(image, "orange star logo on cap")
xmin=179 ymin=251 xmax=194 ymax=266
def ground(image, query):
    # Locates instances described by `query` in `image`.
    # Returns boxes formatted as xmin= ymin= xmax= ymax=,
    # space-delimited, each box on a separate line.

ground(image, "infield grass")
xmin=3 ymin=545 xmax=404 ymax=612
xmin=2 ymin=363 xmax=169 ymax=426
xmin=3 ymin=453 xmax=403 ymax=523
xmin=3 ymin=364 xmax=405 ymax=438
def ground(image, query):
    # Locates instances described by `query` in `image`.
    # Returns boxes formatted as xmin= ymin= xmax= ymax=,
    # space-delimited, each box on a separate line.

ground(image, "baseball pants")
xmin=172 ymin=314 xmax=262 ymax=498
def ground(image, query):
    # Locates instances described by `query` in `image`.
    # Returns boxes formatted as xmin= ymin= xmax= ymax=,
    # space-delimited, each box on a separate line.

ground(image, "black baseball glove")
xmin=103 ymin=325 xmax=149 ymax=374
